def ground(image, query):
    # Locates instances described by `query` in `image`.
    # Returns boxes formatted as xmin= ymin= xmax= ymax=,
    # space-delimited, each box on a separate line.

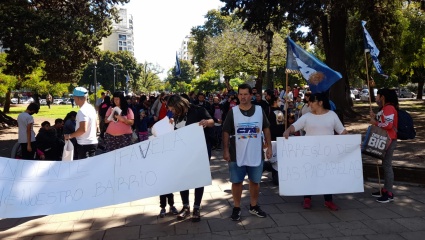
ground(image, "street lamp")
xmin=93 ymin=60 xmax=97 ymax=105
xmin=108 ymin=63 xmax=119 ymax=92
xmin=265 ymin=29 xmax=274 ymax=90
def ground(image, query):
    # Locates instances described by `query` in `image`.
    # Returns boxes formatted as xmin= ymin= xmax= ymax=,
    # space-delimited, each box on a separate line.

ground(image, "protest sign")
xmin=277 ymin=135 xmax=363 ymax=196
xmin=0 ymin=123 xmax=211 ymax=218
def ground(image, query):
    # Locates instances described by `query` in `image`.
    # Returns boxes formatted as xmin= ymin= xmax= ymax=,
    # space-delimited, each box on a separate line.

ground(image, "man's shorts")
xmin=229 ymin=161 xmax=264 ymax=184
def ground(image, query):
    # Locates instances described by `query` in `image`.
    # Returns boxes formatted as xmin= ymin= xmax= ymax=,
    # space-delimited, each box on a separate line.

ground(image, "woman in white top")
xmin=283 ymin=92 xmax=348 ymax=211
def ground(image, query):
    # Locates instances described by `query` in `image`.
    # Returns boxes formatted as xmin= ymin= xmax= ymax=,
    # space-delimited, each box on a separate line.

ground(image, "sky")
xmin=123 ymin=0 xmax=224 ymax=79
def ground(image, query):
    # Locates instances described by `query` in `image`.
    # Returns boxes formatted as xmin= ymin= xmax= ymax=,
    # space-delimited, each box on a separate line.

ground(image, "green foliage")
xmin=191 ymin=70 xmax=224 ymax=93
xmin=80 ymin=51 xmax=139 ymax=93
xmin=220 ymin=0 xmax=406 ymax=112
xmin=134 ymin=62 xmax=164 ymax=94
xmin=229 ymin=77 xmax=245 ymax=90
xmin=189 ymin=9 xmax=233 ymax=74
xmin=205 ymin=25 xmax=287 ymax=85
xmin=0 ymin=53 xmax=17 ymax=97
xmin=0 ymin=0 xmax=129 ymax=82
xmin=165 ymin=60 xmax=197 ymax=88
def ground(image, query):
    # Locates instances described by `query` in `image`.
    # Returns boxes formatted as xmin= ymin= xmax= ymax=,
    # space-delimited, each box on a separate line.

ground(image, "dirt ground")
xmin=1 ymin=100 xmax=424 ymax=170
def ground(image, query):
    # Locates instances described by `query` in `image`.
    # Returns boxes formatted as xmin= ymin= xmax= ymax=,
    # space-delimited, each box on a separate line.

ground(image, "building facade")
xmin=100 ymin=8 xmax=134 ymax=55
xmin=178 ymin=35 xmax=191 ymax=61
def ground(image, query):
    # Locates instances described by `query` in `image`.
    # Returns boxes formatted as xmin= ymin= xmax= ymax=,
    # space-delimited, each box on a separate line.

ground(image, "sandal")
xmin=191 ymin=208 xmax=201 ymax=222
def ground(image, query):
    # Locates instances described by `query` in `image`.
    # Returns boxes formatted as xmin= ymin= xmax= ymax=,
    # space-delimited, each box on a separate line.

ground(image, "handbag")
xmin=131 ymin=129 xmax=139 ymax=143
xmin=362 ymin=125 xmax=391 ymax=160
xmin=62 ymin=140 xmax=74 ymax=161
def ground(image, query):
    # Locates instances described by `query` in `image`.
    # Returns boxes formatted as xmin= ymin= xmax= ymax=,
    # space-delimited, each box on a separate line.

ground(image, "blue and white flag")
xmin=175 ymin=52 xmax=181 ymax=77
xmin=361 ymin=21 xmax=388 ymax=78
xmin=286 ymin=37 xmax=342 ymax=93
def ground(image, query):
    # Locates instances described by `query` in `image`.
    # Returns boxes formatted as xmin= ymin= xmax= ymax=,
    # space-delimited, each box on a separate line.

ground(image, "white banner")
xmin=0 ymin=123 xmax=212 ymax=218
xmin=277 ymin=135 xmax=363 ymax=196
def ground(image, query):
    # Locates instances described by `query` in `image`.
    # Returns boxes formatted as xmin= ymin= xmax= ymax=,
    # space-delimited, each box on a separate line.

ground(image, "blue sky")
xmin=123 ymin=0 xmax=224 ymax=79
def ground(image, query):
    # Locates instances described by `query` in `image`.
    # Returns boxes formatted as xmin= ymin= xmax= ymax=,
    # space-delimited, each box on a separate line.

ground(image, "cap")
xmin=73 ymin=87 xmax=88 ymax=97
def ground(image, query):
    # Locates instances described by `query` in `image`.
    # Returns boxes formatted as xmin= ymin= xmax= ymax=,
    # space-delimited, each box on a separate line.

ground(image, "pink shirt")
xmin=105 ymin=107 xmax=134 ymax=136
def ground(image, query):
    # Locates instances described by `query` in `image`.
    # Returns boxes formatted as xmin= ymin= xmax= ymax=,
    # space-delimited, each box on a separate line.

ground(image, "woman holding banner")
xmin=369 ymin=88 xmax=398 ymax=203
xmin=283 ymin=92 xmax=347 ymax=211
xmin=167 ymin=94 xmax=214 ymax=222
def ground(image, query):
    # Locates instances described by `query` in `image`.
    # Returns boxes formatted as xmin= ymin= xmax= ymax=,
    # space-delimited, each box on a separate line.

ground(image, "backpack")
xmin=397 ymin=109 xmax=415 ymax=140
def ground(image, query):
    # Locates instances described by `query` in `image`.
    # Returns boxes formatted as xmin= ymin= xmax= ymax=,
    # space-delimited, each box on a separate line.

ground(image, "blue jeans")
xmin=229 ymin=161 xmax=264 ymax=184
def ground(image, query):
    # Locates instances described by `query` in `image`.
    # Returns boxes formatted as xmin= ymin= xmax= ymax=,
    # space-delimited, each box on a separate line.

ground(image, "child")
xmin=287 ymin=114 xmax=300 ymax=136
xmin=159 ymin=105 xmax=179 ymax=218
xmin=17 ymin=103 xmax=40 ymax=159
xmin=137 ymin=109 xmax=149 ymax=142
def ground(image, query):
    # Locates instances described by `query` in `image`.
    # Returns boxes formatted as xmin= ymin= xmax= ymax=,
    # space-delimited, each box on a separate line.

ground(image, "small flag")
xmin=361 ymin=21 xmax=388 ymax=78
xmin=175 ymin=52 xmax=181 ymax=77
xmin=286 ymin=37 xmax=342 ymax=93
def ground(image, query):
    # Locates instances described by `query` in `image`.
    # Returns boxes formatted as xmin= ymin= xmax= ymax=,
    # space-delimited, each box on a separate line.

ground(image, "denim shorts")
xmin=229 ymin=161 xmax=264 ymax=184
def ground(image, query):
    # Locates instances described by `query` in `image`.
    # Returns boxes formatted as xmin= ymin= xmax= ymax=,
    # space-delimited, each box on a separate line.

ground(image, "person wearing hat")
xmin=64 ymin=87 xmax=98 ymax=159
xmin=17 ymin=103 xmax=40 ymax=159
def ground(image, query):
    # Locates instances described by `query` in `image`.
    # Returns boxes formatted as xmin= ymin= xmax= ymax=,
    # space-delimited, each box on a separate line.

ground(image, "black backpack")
xmin=397 ymin=109 xmax=416 ymax=140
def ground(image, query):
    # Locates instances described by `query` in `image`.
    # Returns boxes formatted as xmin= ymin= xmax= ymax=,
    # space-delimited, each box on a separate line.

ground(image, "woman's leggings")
xmin=180 ymin=187 xmax=204 ymax=208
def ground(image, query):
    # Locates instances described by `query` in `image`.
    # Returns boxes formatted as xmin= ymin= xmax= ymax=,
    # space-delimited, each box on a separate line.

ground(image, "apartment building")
xmin=178 ymin=35 xmax=191 ymax=61
xmin=100 ymin=8 xmax=134 ymax=55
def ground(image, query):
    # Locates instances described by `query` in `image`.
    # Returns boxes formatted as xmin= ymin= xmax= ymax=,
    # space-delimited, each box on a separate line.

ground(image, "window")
xmin=123 ymin=42 xmax=127 ymax=46
xmin=119 ymin=47 xmax=123 ymax=51
xmin=118 ymin=34 xmax=126 ymax=40
xmin=119 ymin=41 xmax=123 ymax=46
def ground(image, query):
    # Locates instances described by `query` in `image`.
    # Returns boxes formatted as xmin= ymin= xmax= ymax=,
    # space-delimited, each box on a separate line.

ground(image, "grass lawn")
xmin=6 ymin=104 xmax=81 ymax=120
xmin=353 ymin=99 xmax=425 ymax=112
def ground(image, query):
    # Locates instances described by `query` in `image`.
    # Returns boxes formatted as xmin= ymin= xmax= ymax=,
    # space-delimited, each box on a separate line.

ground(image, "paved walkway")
xmin=0 ymin=149 xmax=425 ymax=240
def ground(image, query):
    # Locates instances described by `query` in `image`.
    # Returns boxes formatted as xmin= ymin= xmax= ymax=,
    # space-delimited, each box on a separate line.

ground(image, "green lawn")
xmin=6 ymin=104 xmax=81 ymax=120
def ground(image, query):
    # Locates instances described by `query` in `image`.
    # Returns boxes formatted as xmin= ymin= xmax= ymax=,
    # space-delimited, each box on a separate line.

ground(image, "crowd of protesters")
xmin=16 ymin=84 xmax=398 ymax=222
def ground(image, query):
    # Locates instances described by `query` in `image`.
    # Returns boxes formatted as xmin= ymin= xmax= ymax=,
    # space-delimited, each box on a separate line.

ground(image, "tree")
xmin=133 ymin=62 xmax=163 ymax=94
xmin=80 ymin=51 xmax=139 ymax=93
xmin=221 ymin=0 xmax=403 ymax=119
xmin=189 ymin=9 xmax=233 ymax=74
xmin=396 ymin=8 xmax=425 ymax=99
xmin=191 ymin=70 xmax=224 ymax=93
xmin=205 ymin=24 xmax=287 ymax=90
xmin=165 ymin=60 xmax=197 ymax=90
xmin=0 ymin=53 xmax=18 ymax=113
xmin=0 ymin=0 xmax=129 ymax=82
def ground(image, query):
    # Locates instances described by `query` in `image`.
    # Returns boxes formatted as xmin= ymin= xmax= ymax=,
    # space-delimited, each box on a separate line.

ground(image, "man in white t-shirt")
xmin=64 ymin=87 xmax=98 ymax=159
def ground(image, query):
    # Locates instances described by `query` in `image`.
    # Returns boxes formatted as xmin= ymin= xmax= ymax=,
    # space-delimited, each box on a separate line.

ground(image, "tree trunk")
xmin=255 ymin=70 xmax=263 ymax=92
xmin=327 ymin=5 xmax=349 ymax=124
xmin=224 ymin=75 xmax=232 ymax=91
xmin=417 ymin=79 xmax=424 ymax=99
xmin=3 ymin=89 xmax=12 ymax=113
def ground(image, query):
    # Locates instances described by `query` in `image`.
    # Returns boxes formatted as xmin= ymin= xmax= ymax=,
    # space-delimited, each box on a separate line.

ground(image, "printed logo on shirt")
xmin=236 ymin=122 xmax=260 ymax=139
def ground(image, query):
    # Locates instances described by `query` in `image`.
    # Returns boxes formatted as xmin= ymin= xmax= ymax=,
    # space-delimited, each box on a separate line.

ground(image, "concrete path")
xmin=0 ymin=149 xmax=424 ymax=240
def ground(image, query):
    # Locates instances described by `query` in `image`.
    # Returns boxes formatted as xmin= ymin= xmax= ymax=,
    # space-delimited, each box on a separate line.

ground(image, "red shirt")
xmin=376 ymin=104 xmax=398 ymax=140
xmin=158 ymin=102 xmax=167 ymax=120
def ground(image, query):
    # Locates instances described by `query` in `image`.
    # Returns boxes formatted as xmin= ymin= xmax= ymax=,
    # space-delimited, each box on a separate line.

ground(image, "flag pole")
xmin=364 ymin=35 xmax=382 ymax=197
xmin=285 ymin=71 xmax=289 ymax=131
xmin=364 ymin=52 xmax=373 ymax=112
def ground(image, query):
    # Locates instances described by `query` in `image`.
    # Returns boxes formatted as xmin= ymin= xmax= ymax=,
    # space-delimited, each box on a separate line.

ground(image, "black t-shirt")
xmin=268 ymin=106 xmax=285 ymax=141
xmin=174 ymin=104 xmax=214 ymax=143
